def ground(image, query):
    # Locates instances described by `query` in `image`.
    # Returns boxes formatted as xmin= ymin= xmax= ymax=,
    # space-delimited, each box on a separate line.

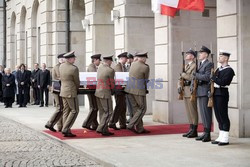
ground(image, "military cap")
xmin=63 ymin=51 xmax=76 ymax=59
xmin=102 ymin=55 xmax=113 ymax=61
xmin=135 ymin=52 xmax=148 ymax=58
xmin=199 ymin=46 xmax=211 ymax=54
xmin=117 ymin=52 xmax=128 ymax=58
xmin=127 ymin=53 xmax=134 ymax=59
xmin=91 ymin=54 xmax=101 ymax=60
xmin=57 ymin=53 xmax=65 ymax=59
xmin=186 ymin=49 xmax=197 ymax=57
xmin=219 ymin=50 xmax=231 ymax=57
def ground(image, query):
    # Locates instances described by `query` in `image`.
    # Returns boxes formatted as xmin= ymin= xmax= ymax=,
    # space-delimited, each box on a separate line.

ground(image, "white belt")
xmin=214 ymin=83 xmax=228 ymax=88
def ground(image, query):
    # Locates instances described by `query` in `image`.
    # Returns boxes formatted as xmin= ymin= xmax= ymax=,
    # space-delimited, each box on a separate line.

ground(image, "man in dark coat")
xmin=16 ymin=64 xmax=30 ymax=107
xmin=31 ymin=63 xmax=40 ymax=105
xmin=38 ymin=63 xmax=50 ymax=107
xmin=2 ymin=68 xmax=15 ymax=108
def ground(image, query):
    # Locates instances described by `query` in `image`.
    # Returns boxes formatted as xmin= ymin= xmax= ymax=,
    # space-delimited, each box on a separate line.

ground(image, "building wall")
xmin=0 ymin=0 xmax=5 ymax=66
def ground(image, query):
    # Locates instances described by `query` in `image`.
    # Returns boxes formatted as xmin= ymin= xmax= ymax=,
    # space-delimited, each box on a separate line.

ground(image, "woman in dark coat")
xmin=2 ymin=68 xmax=15 ymax=108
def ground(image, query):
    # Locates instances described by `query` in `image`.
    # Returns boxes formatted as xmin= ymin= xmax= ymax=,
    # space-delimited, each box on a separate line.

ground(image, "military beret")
xmin=102 ymin=55 xmax=113 ymax=61
xmin=57 ymin=53 xmax=66 ymax=59
xmin=117 ymin=52 xmax=128 ymax=58
xmin=199 ymin=46 xmax=211 ymax=54
xmin=186 ymin=49 xmax=197 ymax=57
xmin=135 ymin=52 xmax=148 ymax=58
xmin=127 ymin=53 xmax=134 ymax=59
xmin=91 ymin=54 xmax=101 ymax=60
xmin=63 ymin=51 xmax=76 ymax=59
xmin=219 ymin=50 xmax=231 ymax=57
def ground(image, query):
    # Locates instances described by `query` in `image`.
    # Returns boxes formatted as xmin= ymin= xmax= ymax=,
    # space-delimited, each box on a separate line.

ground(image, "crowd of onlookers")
xmin=0 ymin=63 xmax=51 ymax=108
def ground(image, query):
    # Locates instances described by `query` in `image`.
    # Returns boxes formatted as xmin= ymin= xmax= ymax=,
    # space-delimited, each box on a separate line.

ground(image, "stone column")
xmin=114 ymin=0 xmax=155 ymax=114
xmin=217 ymin=0 xmax=250 ymax=137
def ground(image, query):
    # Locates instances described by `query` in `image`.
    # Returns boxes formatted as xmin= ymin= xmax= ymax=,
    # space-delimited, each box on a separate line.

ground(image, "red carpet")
xmin=43 ymin=124 xmax=211 ymax=140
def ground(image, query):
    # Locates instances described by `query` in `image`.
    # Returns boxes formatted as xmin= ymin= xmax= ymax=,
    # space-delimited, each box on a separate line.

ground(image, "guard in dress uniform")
xmin=95 ymin=55 xmax=115 ymax=136
xmin=178 ymin=49 xmax=198 ymax=138
xmin=109 ymin=52 xmax=128 ymax=130
xmin=211 ymin=50 xmax=235 ymax=146
xmin=193 ymin=46 xmax=214 ymax=142
xmin=45 ymin=53 xmax=65 ymax=132
xmin=82 ymin=54 xmax=101 ymax=130
xmin=125 ymin=53 xmax=134 ymax=123
xmin=60 ymin=51 xmax=80 ymax=137
xmin=125 ymin=52 xmax=150 ymax=134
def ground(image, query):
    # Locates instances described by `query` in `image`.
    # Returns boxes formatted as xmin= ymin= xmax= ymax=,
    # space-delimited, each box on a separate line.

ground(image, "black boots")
xmin=187 ymin=125 xmax=198 ymax=138
xmin=196 ymin=128 xmax=211 ymax=142
xmin=182 ymin=124 xmax=193 ymax=137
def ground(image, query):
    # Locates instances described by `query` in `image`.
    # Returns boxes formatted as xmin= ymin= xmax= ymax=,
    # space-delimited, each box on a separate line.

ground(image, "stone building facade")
xmin=3 ymin=0 xmax=250 ymax=138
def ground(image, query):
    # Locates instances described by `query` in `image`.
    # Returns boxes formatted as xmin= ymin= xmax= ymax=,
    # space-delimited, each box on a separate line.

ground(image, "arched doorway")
xmin=10 ymin=12 xmax=16 ymax=69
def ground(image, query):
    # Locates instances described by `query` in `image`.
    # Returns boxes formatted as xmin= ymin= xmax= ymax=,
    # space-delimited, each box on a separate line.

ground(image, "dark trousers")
xmin=33 ymin=86 xmax=40 ymax=104
xmin=214 ymin=94 xmax=230 ymax=132
xmin=4 ymin=97 xmax=14 ymax=107
xmin=109 ymin=94 xmax=126 ymax=127
xmin=40 ymin=87 xmax=49 ymax=106
xmin=19 ymin=86 xmax=29 ymax=106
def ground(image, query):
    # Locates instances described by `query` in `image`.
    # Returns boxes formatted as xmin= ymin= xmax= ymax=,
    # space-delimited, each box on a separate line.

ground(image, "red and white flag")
xmin=152 ymin=0 xmax=205 ymax=17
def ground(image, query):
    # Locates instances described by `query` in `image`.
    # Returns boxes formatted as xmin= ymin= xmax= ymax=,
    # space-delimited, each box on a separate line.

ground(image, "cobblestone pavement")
xmin=0 ymin=116 xmax=102 ymax=167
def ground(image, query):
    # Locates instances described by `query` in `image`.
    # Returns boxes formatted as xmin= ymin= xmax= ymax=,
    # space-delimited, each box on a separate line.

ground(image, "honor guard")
xmin=109 ymin=52 xmax=128 ymax=130
xmin=178 ymin=49 xmax=198 ymax=138
xmin=125 ymin=52 xmax=150 ymax=134
xmin=193 ymin=46 xmax=214 ymax=142
xmin=45 ymin=53 xmax=65 ymax=132
xmin=59 ymin=51 xmax=80 ymax=137
xmin=82 ymin=54 xmax=101 ymax=130
xmin=95 ymin=55 xmax=115 ymax=136
xmin=211 ymin=50 xmax=235 ymax=146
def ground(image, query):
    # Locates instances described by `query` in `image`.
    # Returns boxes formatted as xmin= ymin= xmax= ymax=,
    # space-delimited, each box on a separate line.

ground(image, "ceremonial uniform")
xmin=60 ymin=51 xmax=80 ymax=137
xmin=45 ymin=53 xmax=65 ymax=132
xmin=211 ymin=51 xmax=235 ymax=146
xmin=95 ymin=55 xmax=115 ymax=136
xmin=125 ymin=52 xmax=150 ymax=134
xmin=82 ymin=54 xmax=101 ymax=130
xmin=109 ymin=52 xmax=128 ymax=130
xmin=178 ymin=49 xmax=198 ymax=138
xmin=194 ymin=46 xmax=213 ymax=142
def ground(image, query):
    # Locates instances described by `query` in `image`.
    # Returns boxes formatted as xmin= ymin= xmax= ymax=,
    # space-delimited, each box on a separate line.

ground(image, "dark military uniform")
xmin=194 ymin=46 xmax=213 ymax=142
xmin=60 ymin=51 xmax=80 ymax=137
xmin=109 ymin=52 xmax=128 ymax=130
xmin=125 ymin=52 xmax=150 ymax=134
xmin=45 ymin=53 xmax=65 ymax=132
xmin=211 ymin=51 xmax=235 ymax=146
xmin=95 ymin=55 xmax=115 ymax=136
xmin=82 ymin=54 xmax=101 ymax=130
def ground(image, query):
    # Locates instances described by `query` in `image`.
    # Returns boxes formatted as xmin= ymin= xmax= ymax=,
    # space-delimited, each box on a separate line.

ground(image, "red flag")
xmin=177 ymin=0 xmax=205 ymax=12
xmin=161 ymin=4 xmax=178 ymax=17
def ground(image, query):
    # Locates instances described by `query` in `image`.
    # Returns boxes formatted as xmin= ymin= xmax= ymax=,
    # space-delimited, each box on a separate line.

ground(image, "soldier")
xmin=178 ymin=49 xmax=198 ymax=138
xmin=59 ymin=51 xmax=80 ymax=137
xmin=95 ymin=55 xmax=115 ymax=136
xmin=193 ymin=46 xmax=214 ymax=142
xmin=125 ymin=52 xmax=150 ymax=134
xmin=109 ymin=52 xmax=128 ymax=130
xmin=45 ymin=53 xmax=65 ymax=132
xmin=211 ymin=50 xmax=235 ymax=146
xmin=126 ymin=53 xmax=134 ymax=123
xmin=82 ymin=54 xmax=101 ymax=130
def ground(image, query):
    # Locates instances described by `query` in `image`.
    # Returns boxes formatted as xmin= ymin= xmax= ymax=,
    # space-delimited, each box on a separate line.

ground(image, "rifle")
xmin=207 ymin=43 xmax=214 ymax=107
xmin=178 ymin=42 xmax=185 ymax=100
xmin=190 ymin=51 xmax=198 ymax=102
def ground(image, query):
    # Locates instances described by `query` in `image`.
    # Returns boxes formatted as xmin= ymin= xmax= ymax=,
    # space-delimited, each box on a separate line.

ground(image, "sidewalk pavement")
xmin=0 ymin=103 xmax=250 ymax=167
